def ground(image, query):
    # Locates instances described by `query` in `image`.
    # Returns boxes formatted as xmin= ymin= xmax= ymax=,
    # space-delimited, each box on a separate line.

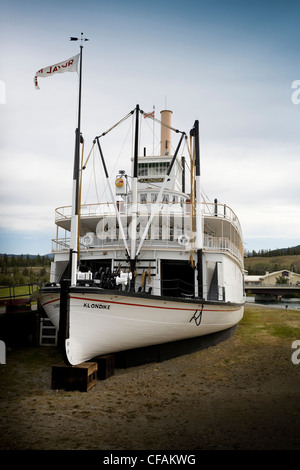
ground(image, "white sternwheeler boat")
xmin=39 ymin=44 xmax=245 ymax=366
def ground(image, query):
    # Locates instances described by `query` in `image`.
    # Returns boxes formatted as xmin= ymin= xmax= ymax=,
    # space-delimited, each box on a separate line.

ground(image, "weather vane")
xmin=70 ymin=33 xmax=90 ymax=46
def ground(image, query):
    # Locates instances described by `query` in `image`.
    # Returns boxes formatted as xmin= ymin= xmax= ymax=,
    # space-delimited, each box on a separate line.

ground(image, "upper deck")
xmin=53 ymin=200 xmax=243 ymax=266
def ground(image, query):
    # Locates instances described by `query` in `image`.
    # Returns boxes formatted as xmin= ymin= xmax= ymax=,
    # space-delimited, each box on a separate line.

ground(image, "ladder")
xmin=39 ymin=318 xmax=57 ymax=346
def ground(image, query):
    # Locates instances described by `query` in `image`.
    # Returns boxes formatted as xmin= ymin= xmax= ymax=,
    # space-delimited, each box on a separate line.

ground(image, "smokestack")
xmin=160 ymin=110 xmax=172 ymax=156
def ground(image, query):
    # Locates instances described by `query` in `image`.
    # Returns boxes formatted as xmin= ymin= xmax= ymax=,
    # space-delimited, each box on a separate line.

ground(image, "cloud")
xmin=0 ymin=0 xmax=299 ymax=254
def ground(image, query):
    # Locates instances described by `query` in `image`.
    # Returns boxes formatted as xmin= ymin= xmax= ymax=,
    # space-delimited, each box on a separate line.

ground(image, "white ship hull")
xmin=40 ymin=288 xmax=244 ymax=365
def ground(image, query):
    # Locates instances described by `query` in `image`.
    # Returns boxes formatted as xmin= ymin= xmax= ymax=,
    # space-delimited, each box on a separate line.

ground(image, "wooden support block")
xmin=51 ymin=361 xmax=98 ymax=392
xmin=93 ymin=355 xmax=115 ymax=380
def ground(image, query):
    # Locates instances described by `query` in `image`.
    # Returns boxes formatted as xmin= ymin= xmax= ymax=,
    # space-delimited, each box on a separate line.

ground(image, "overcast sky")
xmin=0 ymin=0 xmax=299 ymax=255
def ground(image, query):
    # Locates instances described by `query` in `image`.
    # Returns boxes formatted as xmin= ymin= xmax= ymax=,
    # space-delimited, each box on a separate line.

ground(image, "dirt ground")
xmin=0 ymin=304 xmax=300 ymax=451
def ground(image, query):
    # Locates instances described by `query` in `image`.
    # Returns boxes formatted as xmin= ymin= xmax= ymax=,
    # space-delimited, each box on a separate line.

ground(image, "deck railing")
xmin=52 ymin=234 xmax=243 ymax=265
xmin=55 ymin=201 xmax=243 ymax=238
xmin=52 ymin=201 xmax=243 ymax=265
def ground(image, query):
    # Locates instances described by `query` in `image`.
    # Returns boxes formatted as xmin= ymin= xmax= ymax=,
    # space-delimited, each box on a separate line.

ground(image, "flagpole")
xmin=69 ymin=33 xmax=88 ymax=286
xmin=57 ymin=34 xmax=89 ymax=363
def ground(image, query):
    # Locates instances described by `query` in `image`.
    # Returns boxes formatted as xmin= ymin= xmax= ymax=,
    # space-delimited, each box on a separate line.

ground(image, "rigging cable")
xmin=82 ymin=140 xmax=95 ymax=170
xmin=96 ymin=115 xmax=134 ymax=203
xmin=140 ymin=109 xmax=183 ymax=134
xmin=143 ymin=114 xmax=160 ymax=156
xmin=109 ymin=115 xmax=134 ymax=178
xmin=95 ymin=110 xmax=134 ymax=139
xmin=94 ymin=146 xmax=101 ymax=205
xmin=83 ymin=145 xmax=95 ymax=204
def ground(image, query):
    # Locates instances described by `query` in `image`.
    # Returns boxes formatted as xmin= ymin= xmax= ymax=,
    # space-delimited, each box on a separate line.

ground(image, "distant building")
xmin=245 ymin=270 xmax=300 ymax=286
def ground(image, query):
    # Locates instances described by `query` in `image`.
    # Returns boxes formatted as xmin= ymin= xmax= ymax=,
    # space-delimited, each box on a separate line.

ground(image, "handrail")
xmin=51 ymin=234 xmax=243 ymax=265
xmin=55 ymin=201 xmax=243 ymax=236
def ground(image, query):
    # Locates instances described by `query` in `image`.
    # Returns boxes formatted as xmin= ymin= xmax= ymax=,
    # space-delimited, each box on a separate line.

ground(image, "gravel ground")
xmin=0 ymin=304 xmax=300 ymax=451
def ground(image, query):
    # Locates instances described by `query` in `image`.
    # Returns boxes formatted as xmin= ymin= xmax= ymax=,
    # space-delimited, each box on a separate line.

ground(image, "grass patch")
xmin=270 ymin=324 xmax=300 ymax=339
xmin=239 ymin=305 xmax=300 ymax=343
xmin=0 ymin=284 xmax=40 ymax=301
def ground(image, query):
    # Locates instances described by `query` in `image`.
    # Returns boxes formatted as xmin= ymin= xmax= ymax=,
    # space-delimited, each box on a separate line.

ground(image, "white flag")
xmin=34 ymin=54 xmax=79 ymax=90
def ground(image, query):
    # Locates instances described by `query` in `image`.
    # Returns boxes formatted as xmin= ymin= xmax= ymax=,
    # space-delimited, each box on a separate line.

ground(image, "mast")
xmin=58 ymin=34 xmax=88 ymax=363
xmin=69 ymin=33 xmax=88 ymax=286
xmin=129 ymin=104 xmax=140 ymax=288
xmin=192 ymin=120 xmax=203 ymax=299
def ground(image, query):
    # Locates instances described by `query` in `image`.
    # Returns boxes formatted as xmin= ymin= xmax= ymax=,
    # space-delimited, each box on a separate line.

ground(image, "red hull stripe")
xmin=41 ymin=298 xmax=60 ymax=307
xmin=70 ymin=295 xmax=240 ymax=313
xmin=41 ymin=295 xmax=241 ymax=313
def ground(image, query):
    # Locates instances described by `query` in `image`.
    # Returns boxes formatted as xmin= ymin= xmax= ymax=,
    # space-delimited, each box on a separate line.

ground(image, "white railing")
xmin=203 ymin=235 xmax=243 ymax=265
xmin=52 ymin=201 xmax=243 ymax=264
xmin=55 ymin=203 xmax=115 ymax=221
xmin=51 ymin=233 xmax=243 ymax=265
xmin=55 ymin=201 xmax=242 ymax=236
xmin=202 ymin=202 xmax=242 ymax=237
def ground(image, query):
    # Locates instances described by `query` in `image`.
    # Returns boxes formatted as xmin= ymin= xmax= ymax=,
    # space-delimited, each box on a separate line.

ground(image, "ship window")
xmin=161 ymin=162 xmax=168 ymax=174
xmin=138 ymin=163 xmax=148 ymax=176
xmin=148 ymin=162 xmax=169 ymax=175
xmin=149 ymin=162 xmax=158 ymax=175
xmin=138 ymin=162 xmax=169 ymax=177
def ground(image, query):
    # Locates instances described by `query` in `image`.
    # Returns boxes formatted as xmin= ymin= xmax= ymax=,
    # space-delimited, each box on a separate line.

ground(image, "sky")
xmin=0 ymin=0 xmax=299 ymax=255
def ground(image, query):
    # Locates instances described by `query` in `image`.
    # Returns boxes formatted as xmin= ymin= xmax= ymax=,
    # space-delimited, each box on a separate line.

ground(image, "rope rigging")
xmin=94 ymin=109 xmax=135 ymax=140
xmin=77 ymin=105 xmax=199 ymax=268
xmin=81 ymin=106 xmax=188 ymax=200
xmin=82 ymin=106 xmax=187 ymax=180
xmin=140 ymin=109 xmax=184 ymax=135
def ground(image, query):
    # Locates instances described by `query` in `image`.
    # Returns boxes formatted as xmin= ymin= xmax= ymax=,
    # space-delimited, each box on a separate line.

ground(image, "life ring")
xmin=83 ymin=233 xmax=94 ymax=246
xmin=178 ymin=234 xmax=189 ymax=246
xmin=115 ymin=177 xmax=124 ymax=188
